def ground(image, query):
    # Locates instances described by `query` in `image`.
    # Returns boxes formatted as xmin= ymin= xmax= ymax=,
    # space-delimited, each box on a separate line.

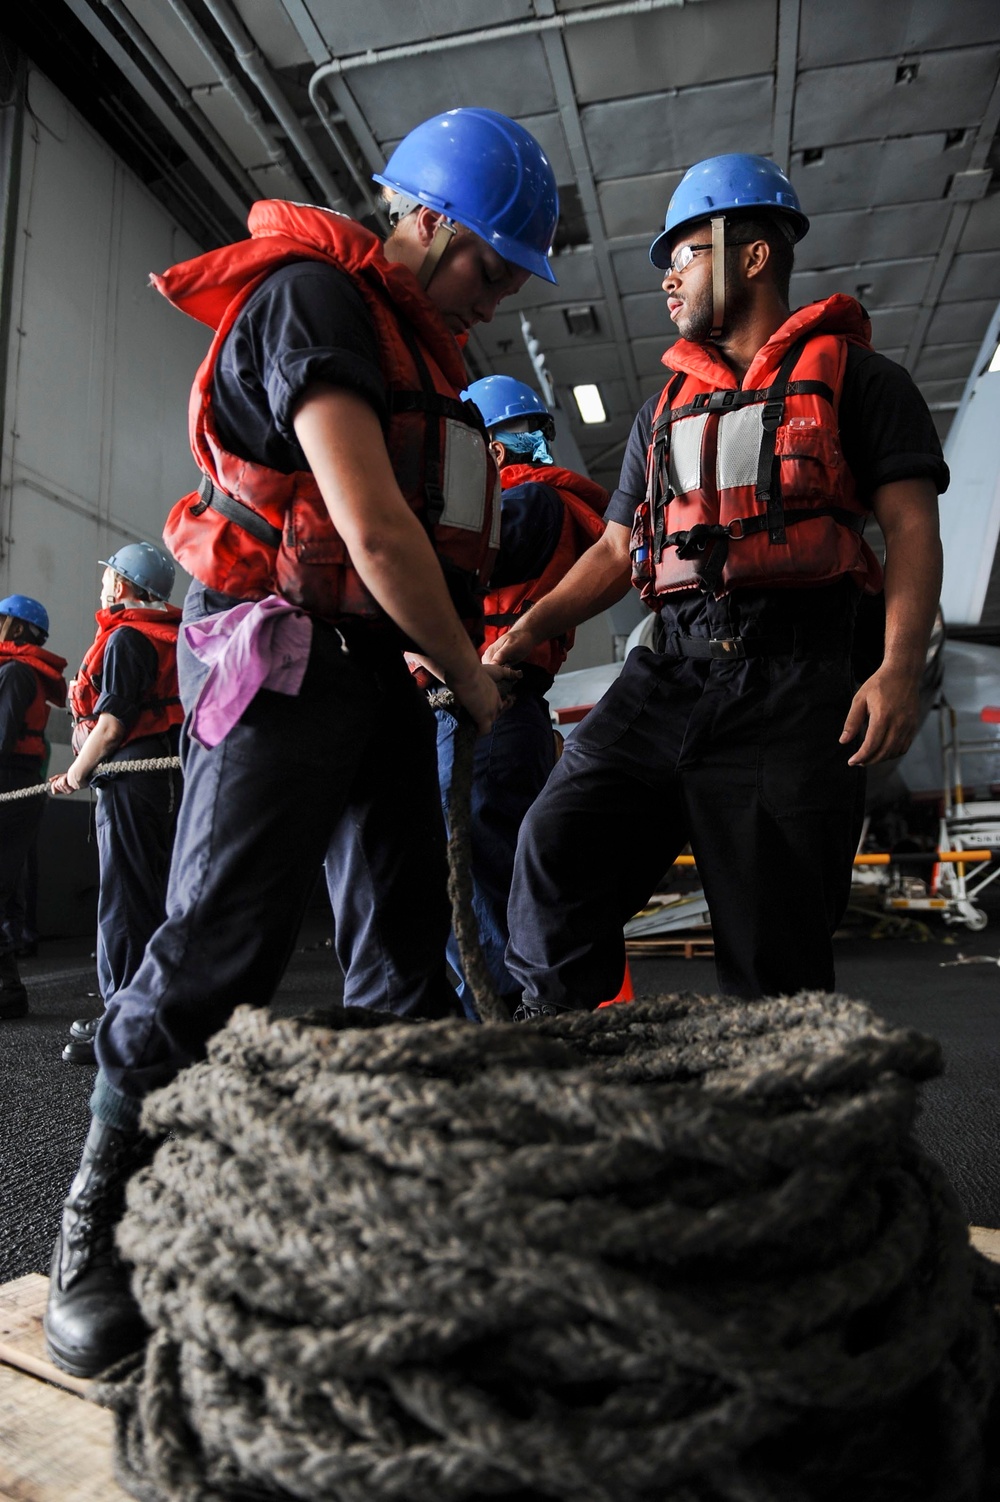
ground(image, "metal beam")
xmin=904 ymin=63 xmax=1000 ymax=376
xmin=61 ymin=0 xmax=253 ymax=226
xmin=771 ymin=0 xmax=800 ymax=174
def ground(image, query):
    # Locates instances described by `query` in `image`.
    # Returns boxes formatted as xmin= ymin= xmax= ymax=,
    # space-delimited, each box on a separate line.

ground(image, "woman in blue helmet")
xmin=45 ymin=108 xmax=559 ymax=1380
xmin=49 ymin=543 xmax=183 ymax=1065
xmin=0 ymin=595 xmax=66 ymax=1018
xmin=488 ymin=154 xmax=947 ymax=1015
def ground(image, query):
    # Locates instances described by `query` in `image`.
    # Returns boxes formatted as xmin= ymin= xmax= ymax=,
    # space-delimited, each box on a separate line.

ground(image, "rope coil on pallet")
xmin=98 ymin=993 xmax=1000 ymax=1502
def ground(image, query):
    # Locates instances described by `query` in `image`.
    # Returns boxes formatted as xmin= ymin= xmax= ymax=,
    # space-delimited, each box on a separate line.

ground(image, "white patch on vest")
xmin=489 ymin=469 xmax=502 ymax=551
xmin=716 ymin=405 xmax=765 ymax=490
xmin=440 ymin=420 xmax=488 ymax=532
xmin=668 ymin=411 xmax=709 ymax=495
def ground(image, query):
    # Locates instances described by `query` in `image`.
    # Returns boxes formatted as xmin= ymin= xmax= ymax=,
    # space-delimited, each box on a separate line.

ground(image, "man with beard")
xmin=485 ymin=153 xmax=946 ymax=1015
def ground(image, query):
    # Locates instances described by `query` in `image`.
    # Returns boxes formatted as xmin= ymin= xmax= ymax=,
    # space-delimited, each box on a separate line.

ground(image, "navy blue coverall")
xmin=90 ymin=629 xmax=180 ymax=1007
xmin=0 ymin=662 xmax=48 ymax=962
xmin=506 ymin=345 xmax=950 ymax=1005
xmin=91 ymin=262 xmax=470 ymax=1121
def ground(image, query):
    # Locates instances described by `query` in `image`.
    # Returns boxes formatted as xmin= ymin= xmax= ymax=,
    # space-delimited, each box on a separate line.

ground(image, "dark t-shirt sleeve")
xmin=0 ymin=661 xmax=38 ymax=754
xmin=93 ymin=629 xmax=158 ymax=735
xmin=605 ymin=396 xmax=658 ymax=529
xmin=210 ymin=261 xmax=386 ymax=473
xmin=489 ymin=482 xmax=565 ymax=588
xmin=839 ymin=345 xmax=949 ymax=500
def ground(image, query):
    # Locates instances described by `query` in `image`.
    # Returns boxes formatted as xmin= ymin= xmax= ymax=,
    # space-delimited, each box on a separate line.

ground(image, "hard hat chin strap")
xmin=417 ymin=216 xmax=458 ymax=290
xmin=710 ymin=215 xmax=726 ymax=340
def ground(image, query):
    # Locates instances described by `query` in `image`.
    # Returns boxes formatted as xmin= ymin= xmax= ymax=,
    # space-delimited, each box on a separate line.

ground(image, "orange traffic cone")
xmin=598 ymin=959 xmax=634 ymax=1008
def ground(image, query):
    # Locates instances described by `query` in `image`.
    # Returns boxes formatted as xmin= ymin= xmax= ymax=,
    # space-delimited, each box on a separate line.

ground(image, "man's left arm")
xmin=840 ymin=478 xmax=942 ymax=765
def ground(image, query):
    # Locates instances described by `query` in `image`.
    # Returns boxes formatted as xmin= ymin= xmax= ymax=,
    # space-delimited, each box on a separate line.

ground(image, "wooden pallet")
xmin=3 ymin=1234 xmax=1000 ymax=1499
xmin=626 ymin=935 xmax=715 ymax=959
xmin=0 ymin=1274 xmax=130 ymax=1500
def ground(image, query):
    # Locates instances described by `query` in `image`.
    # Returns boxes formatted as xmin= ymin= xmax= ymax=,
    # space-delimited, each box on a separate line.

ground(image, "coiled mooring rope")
xmin=99 ymin=992 xmax=1000 ymax=1502
xmin=426 ymin=687 xmax=508 ymax=1025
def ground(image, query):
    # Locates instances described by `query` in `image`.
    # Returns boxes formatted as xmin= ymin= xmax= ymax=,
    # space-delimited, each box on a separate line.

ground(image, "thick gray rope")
xmin=0 ymin=756 xmax=181 ymax=802
xmin=96 ymin=993 xmax=1000 ymax=1502
xmin=427 ymin=687 xmax=509 ymax=1025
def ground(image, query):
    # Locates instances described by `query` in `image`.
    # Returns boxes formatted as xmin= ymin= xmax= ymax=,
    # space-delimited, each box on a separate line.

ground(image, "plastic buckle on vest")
xmin=761 ymin=400 xmax=783 ymax=431
xmin=708 ymin=637 xmax=746 ymax=659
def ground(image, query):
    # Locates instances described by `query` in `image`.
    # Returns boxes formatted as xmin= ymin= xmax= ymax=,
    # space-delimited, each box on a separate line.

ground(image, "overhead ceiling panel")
xmin=304 ymin=0 xmax=536 ymax=57
xmin=598 ymin=170 xmax=683 ymax=239
xmin=346 ymin=35 xmax=556 ymax=142
xmin=192 ymin=86 xmax=284 ymax=172
xmin=622 ymin=290 xmax=673 ymax=341
xmin=632 ymin=334 xmax=676 ymax=377
xmin=867 ymin=306 xmax=920 ymax=348
xmin=582 ymin=76 xmax=774 ymax=181
xmin=790 ymin=134 xmax=973 ymax=215
xmin=509 ymin=249 xmax=603 ymax=308
xmin=545 ymin=342 xmax=625 ymax=384
xmin=793 ymin=48 xmax=1000 ymax=149
xmin=915 ymin=343 xmax=984 ymax=381
xmin=926 ymin=298 xmax=996 ymax=346
xmin=795 ymin=203 xmax=947 ymax=270
xmin=564 ymin=0 xmax=776 ymax=102
xmin=798 ymin=0 xmax=1000 ymax=68
xmin=790 ymin=258 xmax=934 ymax=310
xmin=612 ymin=245 xmax=666 ymax=297
xmin=959 ymin=193 xmax=1000 ymax=253
xmin=230 ymin=0 xmax=310 ymax=67
xmin=940 ymin=250 xmax=1000 ymax=303
xmin=119 ymin=0 xmax=218 ymax=88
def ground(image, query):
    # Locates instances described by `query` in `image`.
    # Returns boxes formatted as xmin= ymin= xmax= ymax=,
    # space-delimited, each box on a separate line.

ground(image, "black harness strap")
xmin=190 ymin=474 xmax=282 ymax=551
xmin=658 ymin=378 xmax=832 ymax=426
xmin=648 ymin=371 xmax=685 ymax=564
xmin=757 ymin=335 xmax=809 ymax=552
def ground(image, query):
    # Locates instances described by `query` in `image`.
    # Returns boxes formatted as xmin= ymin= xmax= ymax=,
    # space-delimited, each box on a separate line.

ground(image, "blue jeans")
xmin=436 ymin=690 xmax=555 ymax=1017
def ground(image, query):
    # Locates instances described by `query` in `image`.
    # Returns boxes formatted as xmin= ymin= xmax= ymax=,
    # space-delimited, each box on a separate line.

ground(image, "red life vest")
xmin=0 ymin=641 xmax=68 ymax=761
xmin=630 ymin=295 xmax=883 ymax=602
xmin=69 ymin=605 xmax=183 ymax=754
xmin=153 ymin=200 xmax=500 ymax=633
xmin=482 ymin=464 xmax=608 ymax=677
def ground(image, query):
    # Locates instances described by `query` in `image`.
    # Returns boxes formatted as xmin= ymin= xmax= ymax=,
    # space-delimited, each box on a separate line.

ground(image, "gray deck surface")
xmin=2 ymin=898 xmax=998 ymax=1284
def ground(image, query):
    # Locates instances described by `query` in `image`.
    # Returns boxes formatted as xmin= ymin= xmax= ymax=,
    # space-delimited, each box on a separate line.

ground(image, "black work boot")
xmin=0 ymin=950 xmax=28 ymax=1019
xmin=44 ymin=1117 xmax=155 ymax=1377
xmin=62 ymin=1015 xmax=99 ymax=1065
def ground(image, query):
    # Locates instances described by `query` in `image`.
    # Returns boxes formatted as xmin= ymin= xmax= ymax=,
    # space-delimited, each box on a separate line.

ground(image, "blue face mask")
xmin=496 ymin=428 xmax=554 ymax=466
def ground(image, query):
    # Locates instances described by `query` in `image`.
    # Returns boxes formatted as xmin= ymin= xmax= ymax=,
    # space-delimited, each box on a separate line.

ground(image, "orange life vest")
xmin=153 ymin=201 xmax=500 ymax=633
xmin=0 ymin=641 xmax=68 ymax=761
xmin=630 ymin=295 xmax=883 ymax=602
xmin=482 ymin=464 xmax=608 ymax=677
xmin=69 ymin=606 xmax=183 ymax=754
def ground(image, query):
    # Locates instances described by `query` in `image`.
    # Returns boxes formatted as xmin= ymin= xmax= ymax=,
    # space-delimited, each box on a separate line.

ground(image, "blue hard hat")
xmin=374 ymin=108 xmax=559 ymax=284
xmin=100 ymin=542 xmax=175 ymax=602
xmin=649 ymin=154 xmax=809 ymax=268
xmin=462 ymin=375 xmax=555 ymax=437
xmin=0 ymin=594 xmax=49 ymax=637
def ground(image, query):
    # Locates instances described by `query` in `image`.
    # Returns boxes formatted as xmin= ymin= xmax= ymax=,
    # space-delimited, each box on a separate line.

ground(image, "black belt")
xmin=662 ymin=630 xmax=851 ymax=660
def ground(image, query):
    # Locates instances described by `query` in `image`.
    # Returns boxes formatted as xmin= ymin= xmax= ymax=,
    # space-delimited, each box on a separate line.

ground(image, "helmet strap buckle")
xmin=710 ymin=215 xmax=726 ymax=340
xmin=417 ymin=216 xmax=458 ymax=290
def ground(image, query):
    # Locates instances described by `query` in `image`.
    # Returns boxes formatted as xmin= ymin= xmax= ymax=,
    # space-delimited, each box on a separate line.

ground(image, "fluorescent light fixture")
xmin=989 ymin=342 xmax=1000 ymax=374
xmin=572 ymin=384 xmax=606 ymax=424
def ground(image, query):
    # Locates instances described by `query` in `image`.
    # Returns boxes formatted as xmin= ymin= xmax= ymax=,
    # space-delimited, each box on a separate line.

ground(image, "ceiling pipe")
xmin=94 ymin=0 xmax=258 ymax=206
xmin=197 ymin=0 xmax=351 ymax=213
xmin=162 ymin=0 xmax=312 ymax=204
xmin=307 ymin=0 xmax=692 ymax=87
